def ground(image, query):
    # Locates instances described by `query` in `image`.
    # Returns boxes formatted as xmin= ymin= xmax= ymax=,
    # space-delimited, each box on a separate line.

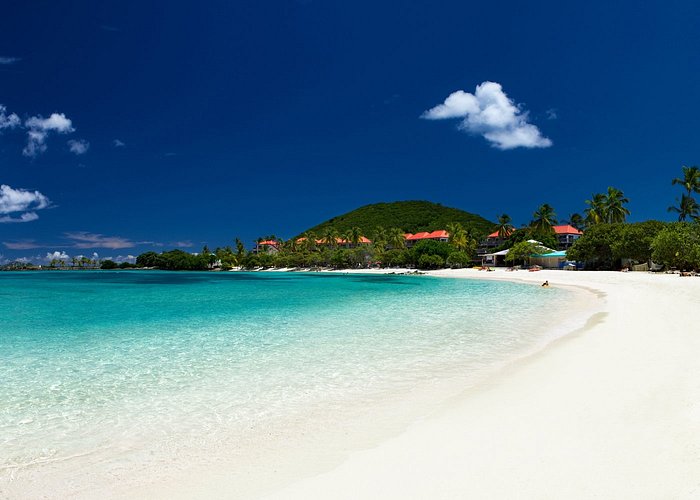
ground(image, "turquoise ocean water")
xmin=0 ymin=271 xmax=574 ymax=494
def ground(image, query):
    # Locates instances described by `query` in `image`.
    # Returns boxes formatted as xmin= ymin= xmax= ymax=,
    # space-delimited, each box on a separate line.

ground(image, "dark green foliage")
xmin=566 ymin=224 xmax=625 ymax=270
xmin=136 ymin=250 xmax=209 ymax=270
xmin=567 ymin=221 xmax=671 ymax=269
xmin=135 ymin=252 xmax=160 ymax=268
xmin=382 ymin=249 xmax=408 ymax=267
xmin=611 ymin=221 xmax=666 ymax=263
xmin=417 ymin=254 xmax=445 ymax=270
xmin=446 ymin=251 xmax=471 ymax=268
xmin=100 ymin=260 xmax=118 ymax=269
xmin=302 ymin=201 xmax=493 ymax=240
xmin=410 ymin=240 xmax=452 ymax=260
xmin=118 ymin=262 xmax=137 ymax=269
xmin=651 ymin=222 xmax=700 ymax=270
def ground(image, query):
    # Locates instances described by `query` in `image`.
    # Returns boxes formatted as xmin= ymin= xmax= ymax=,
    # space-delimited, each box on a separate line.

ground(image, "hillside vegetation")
xmin=301 ymin=201 xmax=494 ymax=237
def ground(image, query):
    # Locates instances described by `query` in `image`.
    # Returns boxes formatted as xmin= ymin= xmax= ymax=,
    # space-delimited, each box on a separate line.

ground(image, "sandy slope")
xmin=266 ymin=269 xmax=700 ymax=499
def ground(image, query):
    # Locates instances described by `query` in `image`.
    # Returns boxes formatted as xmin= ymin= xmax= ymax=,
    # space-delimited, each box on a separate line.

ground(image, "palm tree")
xmin=495 ymin=214 xmax=514 ymax=239
xmin=347 ymin=226 xmax=363 ymax=247
xmin=301 ymin=232 xmax=318 ymax=252
xmin=235 ymin=237 xmax=246 ymax=263
xmin=371 ymin=226 xmax=388 ymax=251
xmin=668 ymin=193 xmax=700 ymax=221
xmin=568 ymin=213 xmax=584 ymax=230
xmin=584 ymin=193 xmax=607 ymax=226
xmin=387 ymin=227 xmax=406 ymax=249
xmin=531 ymin=204 xmax=557 ymax=234
xmin=605 ymin=186 xmax=630 ymax=223
xmin=672 ymin=165 xmax=700 ymax=196
xmin=446 ymin=222 xmax=464 ymax=244
xmin=322 ymin=227 xmax=339 ymax=249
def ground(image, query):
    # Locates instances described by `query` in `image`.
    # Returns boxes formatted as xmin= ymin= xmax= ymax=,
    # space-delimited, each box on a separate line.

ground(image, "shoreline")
xmin=129 ymin=269 xmax=607 ymax=499
xmin=114 ymin=270 xmax=597 ymax=500
xmin=261 ymin=268 xmax=700 ymax=499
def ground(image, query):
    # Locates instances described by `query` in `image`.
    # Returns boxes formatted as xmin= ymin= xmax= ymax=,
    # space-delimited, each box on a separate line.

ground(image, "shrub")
xmin=446 ymin=251 xmax=471 ymax=268
xmin=651 ymin=222 xmax=700 ymax=270
xmin=417 ymin=254 xmax=445 ymax=269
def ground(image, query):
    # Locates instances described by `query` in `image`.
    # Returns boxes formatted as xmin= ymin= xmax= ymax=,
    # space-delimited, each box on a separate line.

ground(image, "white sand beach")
xmin=263 ymin=269 xmax=700 ymax=499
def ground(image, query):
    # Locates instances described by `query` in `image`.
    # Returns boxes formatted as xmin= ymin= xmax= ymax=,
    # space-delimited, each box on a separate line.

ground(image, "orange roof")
xmin=488 ymin=225 xmax=583 ymax=239
xmin=406 ymin=231 xmax=430 ymax=240
xmin=295 ymin=236 xmax=372 ymax=244
xmin=257 ymin=240 xmax=279 ymax=246
xmin=405 ymin=230 xmax=449 ymax=241
xmin=553 ymin=224 xmax=583 ymax=235
xmin=428 ymin=230 xmax=449 ymax=238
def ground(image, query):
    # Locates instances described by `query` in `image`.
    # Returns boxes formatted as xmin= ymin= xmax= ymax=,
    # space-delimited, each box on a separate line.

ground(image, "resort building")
xmin=551 ymin=225 xmax=583 ymax=249
xmin=478 ymin=225 xmax=583 ymax=254
xmin=403 ymin=230 xmax=449 ymax=248
xmin=253 ymin=240 xmax=281 ymax=254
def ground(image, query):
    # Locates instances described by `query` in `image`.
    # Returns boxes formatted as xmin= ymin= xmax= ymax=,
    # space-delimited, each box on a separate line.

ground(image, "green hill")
xmin=301 ymin=201 xmax=494 ymax=238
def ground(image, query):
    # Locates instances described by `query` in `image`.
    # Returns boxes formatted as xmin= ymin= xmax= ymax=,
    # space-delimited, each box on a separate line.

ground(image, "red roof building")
xmin=482 ymin=224 xmax=583 ymax=252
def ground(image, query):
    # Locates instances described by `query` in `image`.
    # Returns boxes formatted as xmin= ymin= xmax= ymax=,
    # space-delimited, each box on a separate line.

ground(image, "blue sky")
xmin=1 ymin=1 xmax=699 ymax=262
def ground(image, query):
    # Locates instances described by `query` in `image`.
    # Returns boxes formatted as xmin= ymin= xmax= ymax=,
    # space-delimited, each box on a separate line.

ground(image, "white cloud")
xmin=113 ymin=139 xmax=125 ymax=147
xmin=0 ymin=184 xmax=51 ymax=223
xmin=0 ymin=212 xmax=39 ymax=223
xmin=23 ymin=113 xmax=75 ymax=157
xmin=0 ymin=105 xmax=20 ymax=130
xmin=422 ymin=81 xmax=552 ymax=150
xmin=0 ymin=57 xmax=20 ymax=65
xmin=64 ymin=231 xmax=135 ymax=249
xmin=2 ymin=240 xmax=40 ymax=250
xmin=67 ymin=139 xmax=90 ymax=155
xmin=46 ymin=251 xmax=70 ymax=261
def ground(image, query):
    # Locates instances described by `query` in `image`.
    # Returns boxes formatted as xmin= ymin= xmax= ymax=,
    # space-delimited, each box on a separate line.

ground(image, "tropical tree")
xmin=347 ymin=226 xmax=363 ymax=247
xmin=322 ymin=227 xmax=339 ymax=249
xmin=235 ymin=237 xmax=246 ymax=263
xmin=584 ymin=193 xmax=608 ymax=226
xmin=300 ymin=232 xmax=318 ymax=252
xmin=671 ymin=165 xmax=700 ymax=196
xmin=605 ymin=186 xmax=630 ymax=223
xmin=495 ymin=214 xmax=514 ymax=239
xmin=530 ymin=204 xmax=557 ymax=235
xmin=371 ymin=226 xmax=388 ymax=251
xmin=387 ymin=227 xmax=406 ymax=249
xmin=505 ymin=241 xmax=547 ymax=267
xmin=568 ymin=213 xmax=585 ymax=230
xmin=446 ymin=222 xmax=475 ymax=254
xmin=668 ymin=193 xmax=700 ymax=221
xmin=651 ymin=222 xmax=700 ymax=270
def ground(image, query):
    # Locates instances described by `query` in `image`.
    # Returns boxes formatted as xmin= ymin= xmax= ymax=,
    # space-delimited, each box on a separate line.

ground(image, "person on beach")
xmin=542 ymin=281 xmax=549 ymax=287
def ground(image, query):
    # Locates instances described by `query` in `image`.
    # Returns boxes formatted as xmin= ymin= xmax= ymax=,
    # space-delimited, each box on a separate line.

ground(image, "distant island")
xmin=5 ymin=170 xmax=700 ymax=273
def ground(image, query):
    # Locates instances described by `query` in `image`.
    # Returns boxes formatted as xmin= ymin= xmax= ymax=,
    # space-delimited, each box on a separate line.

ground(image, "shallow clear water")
xmin=0 ymin=271 xmax=573 ymax=492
